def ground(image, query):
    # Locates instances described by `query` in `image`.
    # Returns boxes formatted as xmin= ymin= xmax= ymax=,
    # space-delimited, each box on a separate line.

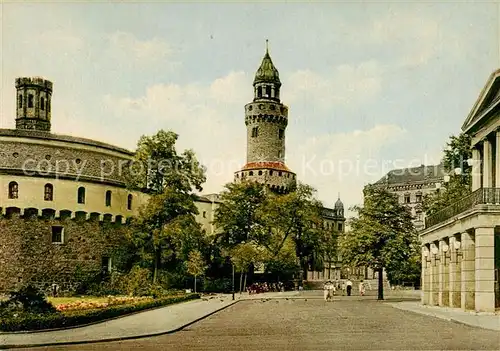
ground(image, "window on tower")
xmin=266 ymin=86 xmax=271 ymax=97
xmin=18 ymin=95 xmax=23 ymax=108
xmin=279 ymin=129 xmax=284 ymax=139
xmin=251 ymin=126 xmax=259 ymax=137
xmin=40 ymin=97 xmax=45 ymax=111
xmin=257 ymin=86 xmax=262 ymax=98
xmin=28 ymin=94 xmax=34 ymax=108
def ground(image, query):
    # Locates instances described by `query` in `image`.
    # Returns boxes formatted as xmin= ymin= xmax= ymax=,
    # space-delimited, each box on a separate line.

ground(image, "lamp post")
xmin=232 ymin=262 xmax=235 ymax=300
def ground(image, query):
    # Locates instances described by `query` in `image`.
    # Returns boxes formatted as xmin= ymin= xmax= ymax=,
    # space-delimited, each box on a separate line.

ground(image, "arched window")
xmin=249 ymin=171 xmax=254 ymax=176
xmin=77 ymin=187 xmax=85 ymax=204
xmin=105 ymin=190 xmax=112 ymax=207
xmin=127 ymin=194 xmax=133 ymax=210
xmin=44 ymin=183 xmax=53 ymax=201
xmin=18 ymin=95 xmax=23 ymax=108
xmin=266 ymin=85 xmax=271 ymax=98
xmin=40 ymin=97 xmax=45 ymax=111
xmin=251 ymin=126 xmax=259 ymax=137
xmin=8 ymin=182 xmax=18 ymax=199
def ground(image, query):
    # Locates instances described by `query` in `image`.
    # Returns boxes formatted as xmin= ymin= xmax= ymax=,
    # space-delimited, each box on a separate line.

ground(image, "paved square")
xmin=30 ymin=297 xmax=500 ymax=351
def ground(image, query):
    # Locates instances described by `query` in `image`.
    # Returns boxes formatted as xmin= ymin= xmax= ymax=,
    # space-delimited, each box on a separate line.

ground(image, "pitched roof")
xmin=374 ymin=164 xmax=445 ymax=186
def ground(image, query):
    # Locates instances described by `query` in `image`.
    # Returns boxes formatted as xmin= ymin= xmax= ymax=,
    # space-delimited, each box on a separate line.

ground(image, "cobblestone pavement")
xmin=26 ymin=297 xmax=500 ymax=351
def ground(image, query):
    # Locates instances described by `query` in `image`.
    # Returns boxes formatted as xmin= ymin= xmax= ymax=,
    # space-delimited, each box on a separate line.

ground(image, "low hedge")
xmin=0 ymin=293 xmax=200 ymax=332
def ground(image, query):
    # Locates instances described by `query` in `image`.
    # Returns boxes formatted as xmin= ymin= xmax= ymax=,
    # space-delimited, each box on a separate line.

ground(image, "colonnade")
xmin=421 ymin=227 xmax=497 ymax=312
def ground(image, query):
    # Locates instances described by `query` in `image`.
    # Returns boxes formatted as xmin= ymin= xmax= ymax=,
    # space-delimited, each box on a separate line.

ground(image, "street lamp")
xmin=232 ymin=262 xmax=235 ymax=300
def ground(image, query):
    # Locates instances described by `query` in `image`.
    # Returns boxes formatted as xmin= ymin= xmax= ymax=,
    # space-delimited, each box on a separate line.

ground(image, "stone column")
xmin=461 ymin=232 xmax=475 ymax=310
xmin=483 ymin=138 xmax=493 ymax=188
xmin=439 ymin=239 xmax=450 ymax=306
xmin=474 ymin=227 xmax=496 ymax=312
xmin=471 ymin=147 xmax=481 ymax=191
xmin=429 ymin=243 xmax=439 ymax=305
xmin=449 ymin=236 xmax=462 ymax=308
xmin=422 ymin=246 xmax=429 ymax=305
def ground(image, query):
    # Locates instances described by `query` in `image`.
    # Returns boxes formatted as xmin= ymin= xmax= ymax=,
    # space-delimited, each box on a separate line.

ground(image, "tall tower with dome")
xmin=234 ymin=41 xmax=296 ymax=193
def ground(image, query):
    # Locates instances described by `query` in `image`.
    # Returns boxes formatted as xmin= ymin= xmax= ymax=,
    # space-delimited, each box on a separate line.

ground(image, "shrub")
xmin=203 ymin=278 xmax=232 ymax=293
xmin=0 ymin=285 xmax=57 ymax=317
xmin=0 ymin=294 xmax=200 ymax=332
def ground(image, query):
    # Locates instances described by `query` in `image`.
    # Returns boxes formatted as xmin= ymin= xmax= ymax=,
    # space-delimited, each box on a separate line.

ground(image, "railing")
xmin=425 ymin=188 xmax=500 ymax=229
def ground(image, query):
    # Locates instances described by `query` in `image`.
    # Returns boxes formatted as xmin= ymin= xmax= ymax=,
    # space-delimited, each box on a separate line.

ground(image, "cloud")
xmin=284 ymin=61 xmax=383 ymax=108
xmin=107 ymin=32 xmax=175 ymax=63
xmin=288 ymin=124 xmax=408 ymax=213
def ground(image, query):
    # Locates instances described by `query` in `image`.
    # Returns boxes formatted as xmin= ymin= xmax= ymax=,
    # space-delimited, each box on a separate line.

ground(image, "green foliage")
xmin=0 ymin=285 xmax=57 ymax=317
xmin=214 ymin=180 xmax=267 ymax=246
xmin=214 ymin=181 xmax=332 ymax=281
xmin=126 ymin=129 xmax=206 ymax=194
xmin=229 ymin=242 xmax=265 ymax=273
xmin=186 ymin=250 xmax=207 ymax=277
xmin=0 ymin=294 xmax=200 ymax=332
xmin=340 ymin=185 xmax=419 ymax=284
xmin=202 ymin=278 xmax=232 ymax=293
xmin=423 ymin=133 xmax=472 ymax=216
xmin=127 ymin=130 xmax=207 ymax=283
xmin=119 ymin=266 xmax=153 ymax=296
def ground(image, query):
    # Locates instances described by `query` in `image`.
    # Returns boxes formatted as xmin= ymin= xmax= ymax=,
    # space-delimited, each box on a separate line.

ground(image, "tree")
xmin=340 ymin=185 xmax=418 ymax=300
xmin=229 ymin=242 xmax=264 ymax=293
xmin=214 ymin=181 xmax=267 ymax=247
xmin=128 ymin=130 xmax=206 ymax=283
xmin=423 ymin=133 xmax=472 ymax=216
xmin=186 ymin=250 xmax=207 ymax=293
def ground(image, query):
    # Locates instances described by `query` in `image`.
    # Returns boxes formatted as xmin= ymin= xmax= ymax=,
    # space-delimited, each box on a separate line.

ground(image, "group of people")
xmin=323 ymin=279 xmax=367 ymax=301
xmin=247 ymin=281 xmax=284 ymax=294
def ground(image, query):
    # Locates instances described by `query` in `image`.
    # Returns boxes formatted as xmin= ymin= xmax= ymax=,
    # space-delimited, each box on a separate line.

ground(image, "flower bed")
xmin=54 ymin=296 xmax=153 ymax=312
xmin=0 ymin=293 xmax=200 ymax=332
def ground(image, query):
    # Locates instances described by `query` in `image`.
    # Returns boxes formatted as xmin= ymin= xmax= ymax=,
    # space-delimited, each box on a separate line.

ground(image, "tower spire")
xmin=266 ymin=39 xmax=269 ymax=54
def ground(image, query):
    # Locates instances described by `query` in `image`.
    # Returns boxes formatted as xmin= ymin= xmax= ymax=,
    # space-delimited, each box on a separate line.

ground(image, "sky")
xmin=1 ymin=2 xmax=499 ymax=215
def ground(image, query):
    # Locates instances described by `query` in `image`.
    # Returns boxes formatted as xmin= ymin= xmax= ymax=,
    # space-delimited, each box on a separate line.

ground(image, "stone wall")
xmin=245 ymin=101 xmax=288 ymax=163
xmin=0 ymin=213 xmax=131 ymax=294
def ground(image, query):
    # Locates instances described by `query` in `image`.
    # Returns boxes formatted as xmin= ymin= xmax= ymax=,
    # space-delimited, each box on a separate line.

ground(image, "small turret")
xmin=15 ymin=77 xmax=53 ymax=132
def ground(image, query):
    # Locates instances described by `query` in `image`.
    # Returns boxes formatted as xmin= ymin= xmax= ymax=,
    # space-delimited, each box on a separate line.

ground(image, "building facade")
xmin=0 ymin=77 xmax=216 ymax=293
xmin=375 ymin=164 xmax=446 ymax=230
xmin=420 ymin=69 xmax=500 ymax=312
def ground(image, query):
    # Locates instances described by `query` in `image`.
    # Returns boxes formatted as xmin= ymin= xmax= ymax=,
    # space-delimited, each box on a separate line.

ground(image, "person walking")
xmin=346 ymin=279 xmax=353 ymax=296
xmin=359 ymin=280 xmax=366 ymax=296
xmin=323 ymin=281 xmax=330 ymax=301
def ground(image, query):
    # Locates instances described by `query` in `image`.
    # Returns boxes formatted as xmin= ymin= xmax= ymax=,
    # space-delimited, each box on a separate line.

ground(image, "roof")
xmin=462 ymin=68 xmax=500 ymax=133
xmin=241 ymin=162 xmax=293 ymax=172
xmin=374 ymin=164 xmax=445 ymax=186
xmin=0 ymin=128 xmax=133 ymax=156
xmin=253 ymin=42 xmax=281 ymax=86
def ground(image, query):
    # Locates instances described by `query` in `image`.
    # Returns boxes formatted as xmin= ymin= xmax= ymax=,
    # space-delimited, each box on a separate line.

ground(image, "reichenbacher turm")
xmin=234 ymin=43 xmax=297 ymax=193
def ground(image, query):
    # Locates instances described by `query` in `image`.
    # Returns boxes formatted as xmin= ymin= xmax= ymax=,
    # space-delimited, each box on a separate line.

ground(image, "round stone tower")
xmin=15 ymin=77 xmax=53 ymax=132
xmin=234 ymin=42 xmax=296 ymax=193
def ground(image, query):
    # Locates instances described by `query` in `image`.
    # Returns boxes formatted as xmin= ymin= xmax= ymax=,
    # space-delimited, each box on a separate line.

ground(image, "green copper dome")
xmin=253 ymin=44 xmax=281 ymax=86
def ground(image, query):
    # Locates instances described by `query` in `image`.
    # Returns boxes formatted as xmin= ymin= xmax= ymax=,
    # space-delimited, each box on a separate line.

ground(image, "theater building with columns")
xmin=420 ymin=69 xmax=500 ymax=312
